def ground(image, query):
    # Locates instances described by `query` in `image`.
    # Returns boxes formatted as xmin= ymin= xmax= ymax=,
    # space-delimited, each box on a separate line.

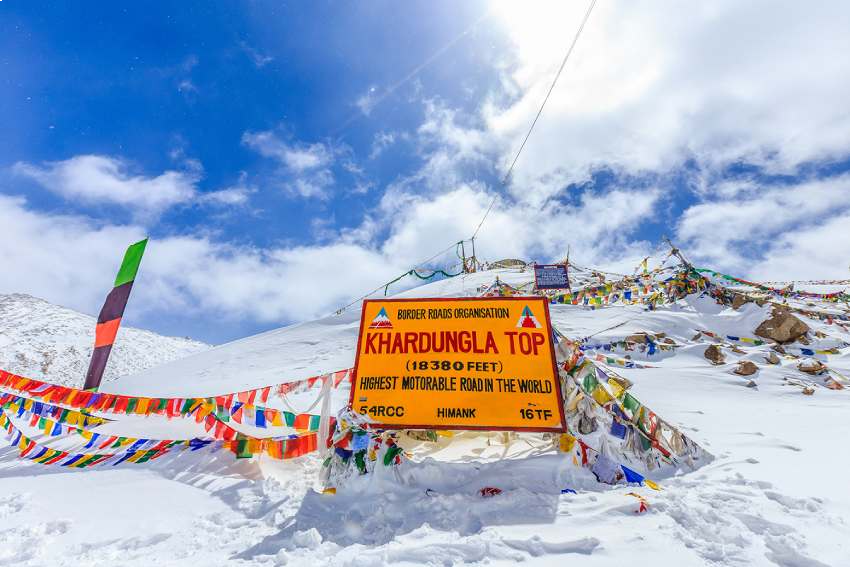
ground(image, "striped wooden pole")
xmin=83 ymin=239 xmax=148 ymax=391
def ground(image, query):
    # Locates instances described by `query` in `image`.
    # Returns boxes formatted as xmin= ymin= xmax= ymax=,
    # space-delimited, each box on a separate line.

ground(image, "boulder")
xmin=764 ymin=351 xmax=781 ymax=365
xmin=704 ymin=345 xmax=725 ymax=365
xmin=732 ymin=294 xmax=751 ymax=310
xmin=625 ymin=334 xmax=648 ymax=344
xmin=755 ymin=308 xmax=810 ymax=344
xmin=798 ymin=358 xmax=826 ymax=375
xmin=734 ymin=361 xmax=758 ymax=376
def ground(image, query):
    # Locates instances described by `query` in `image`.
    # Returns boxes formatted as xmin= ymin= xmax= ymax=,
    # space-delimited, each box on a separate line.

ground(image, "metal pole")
xmin=460 ymin=240 xmax=468 ymax=273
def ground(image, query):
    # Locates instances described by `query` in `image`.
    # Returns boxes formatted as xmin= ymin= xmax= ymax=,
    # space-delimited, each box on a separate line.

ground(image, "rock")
xmin=663 ymin=337 xmax=676 ymax=345
xmin=755 ymin=308 xmax=810 ymax=344
xmin=734 ymin=361 xmax=759 ymax=376
xmin=578 ymin=414 xmax=597 ymax=434
xmin=731 ymin=346 xmax=746 ymax=354
xmin=746 ymin=380 xmax=758 ymax=388
xmin=802 ymin=386 xmax=815 ymax=395
xmin=771 ymin=344 xmax=787 ymax=355
xmin=797 ymin=335 xmax=810 ymax=345
xmin=625 ymin=334 xmax=647 ymax=344
xmin=691 ymin=332 xmax=703 ymax=341
xmin=654 ymin=332 xmax=667 ymax=339
xmin=732 ymin=294 xmax=751 ymax=310
xmin=798 ymin=359 xmax=825 ymax=375
xmin=764 ymin=351 xmax=781 ymax=365
xmin=704 ymin=345 xmax=725 ymax=365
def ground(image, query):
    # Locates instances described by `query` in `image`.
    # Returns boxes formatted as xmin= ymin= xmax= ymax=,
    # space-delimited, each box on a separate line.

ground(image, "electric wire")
xmin=471 ymin=0 xmax=598 ymax=240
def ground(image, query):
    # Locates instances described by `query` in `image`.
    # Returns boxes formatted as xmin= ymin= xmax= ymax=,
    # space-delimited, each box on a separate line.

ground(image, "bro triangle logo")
xmin=369 ymin=307 xmax=393 ymax=329
xmin=516 ymin=305 xmax=541 ymax=329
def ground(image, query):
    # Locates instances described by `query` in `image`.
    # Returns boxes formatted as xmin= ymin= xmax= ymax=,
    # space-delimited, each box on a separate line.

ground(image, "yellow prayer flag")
xmin=644 ymin=479 xmax=661 ymax=491
xmin=135 ymin=398 xmax=150 ymax=415
xmin=607 ymin=378 xmax=625 ymax=399
xmin=558 ymin=433 xmax=576 ymax=453
xmin=591 ymin=384 xmax=613 ymax=405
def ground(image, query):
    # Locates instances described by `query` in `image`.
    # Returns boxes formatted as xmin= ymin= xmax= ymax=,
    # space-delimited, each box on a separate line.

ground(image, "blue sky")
xmin=2 ymin=1 xmax=850 ymax=344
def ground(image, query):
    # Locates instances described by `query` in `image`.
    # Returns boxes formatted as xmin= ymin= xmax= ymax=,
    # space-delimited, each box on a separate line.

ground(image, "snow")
xmin=0 ymin=293 xmax=209 ymax=388
xmin=1 ymin=267 xmax=850 ymax=566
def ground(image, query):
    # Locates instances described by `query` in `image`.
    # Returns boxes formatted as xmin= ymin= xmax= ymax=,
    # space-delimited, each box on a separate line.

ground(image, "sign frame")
xmin=533 ymin=263 xmax=570 ymax=290
xmin=348 ymin=296 xmax=567 ymax=433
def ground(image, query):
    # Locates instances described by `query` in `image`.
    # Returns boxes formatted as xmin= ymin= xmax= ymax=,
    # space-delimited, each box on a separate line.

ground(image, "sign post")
xmin=349 ymin=297 xmax=566 ymax=432
xmin=533 ymin=263 xmax=570 ymax=291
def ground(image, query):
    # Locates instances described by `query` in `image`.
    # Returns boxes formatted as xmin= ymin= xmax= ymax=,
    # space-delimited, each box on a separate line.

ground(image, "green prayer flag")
xmin=582 ymin=372 xmax=599 ymax=393
xmin=113 ymin=238 xmax=148 ymax=287
xmin=236 ymin=439 xmax=252 ymax=459
xmin=383 ymin=445 xmax=403 ymax=466
xmin=135 ymin=450 xmax=156 ymax=464
xmin=622 ymin=392 xmax=641 ymax=414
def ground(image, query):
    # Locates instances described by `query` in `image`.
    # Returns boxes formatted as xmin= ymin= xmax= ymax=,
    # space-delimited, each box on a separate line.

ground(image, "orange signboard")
xmin=349 ymin=297 xmax=566 ymax=432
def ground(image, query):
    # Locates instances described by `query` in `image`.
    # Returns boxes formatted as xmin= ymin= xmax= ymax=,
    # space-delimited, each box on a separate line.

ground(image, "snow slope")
xmin=0 ymin=293 xmax=209 ymax=388
xmin=1 ymin=269 xmax=849 ymax=566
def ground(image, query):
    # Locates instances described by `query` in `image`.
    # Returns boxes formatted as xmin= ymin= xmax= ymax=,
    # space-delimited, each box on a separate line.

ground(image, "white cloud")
xmin=369 ymin=131 xmax=397 ymax=159
xmin=676 ymin=174 xmax=850 ymax=273
xmin=242 ymin=130 xmax=338 ymax=199
xmin=0 ymin=194 xmax=146 ymax=312
xmin=0 ymin=194 xmax=403 ymax=324
xmin=465 ymin=1 xmax=850 ymax=201
xmin=198 ymin=172 xmax=255 ymax=206
xmin=356 ymin=86 xmax=378 ymax=116
xmin=0 ymin=176 xmax=660 ymax=330
xmin=177 ymin=79 xmax=197 ymax=95
xmin=747 ymin=212 xmax=850 ymax=281
xmin=13 ymin=155 xmax=200 ymax=215
xmin=199 ymin=186 xmax=253 ymax=206
xmin=239 ymin=42 xmax=274 ymax=68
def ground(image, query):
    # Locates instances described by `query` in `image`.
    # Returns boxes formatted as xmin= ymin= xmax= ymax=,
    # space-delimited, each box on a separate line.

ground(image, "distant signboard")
xmin=349 ymin=297 xmax=566 ymax=432
xmin=534 ymin=264 xmax=570 ymax=290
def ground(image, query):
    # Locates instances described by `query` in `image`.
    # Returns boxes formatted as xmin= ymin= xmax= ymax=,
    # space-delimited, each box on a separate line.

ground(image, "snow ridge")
xmin=0 ymin=293 xmax=208 ymax=388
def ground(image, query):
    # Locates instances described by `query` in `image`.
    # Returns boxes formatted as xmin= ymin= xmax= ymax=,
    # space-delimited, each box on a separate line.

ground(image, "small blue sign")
xmin=534 ymin=264 xmax=570 ymax=290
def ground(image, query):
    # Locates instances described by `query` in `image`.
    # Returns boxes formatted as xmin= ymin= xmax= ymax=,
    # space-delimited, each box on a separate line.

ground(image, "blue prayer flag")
xmin=621 ymin=465 xmax=644 ymax=484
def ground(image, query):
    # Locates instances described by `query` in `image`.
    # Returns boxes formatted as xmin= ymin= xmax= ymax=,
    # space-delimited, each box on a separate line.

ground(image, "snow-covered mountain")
xmin=0 ymin=293 xmax=209 ymax=387
xmin=2 ymin=270 xmax=850 ymax=566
